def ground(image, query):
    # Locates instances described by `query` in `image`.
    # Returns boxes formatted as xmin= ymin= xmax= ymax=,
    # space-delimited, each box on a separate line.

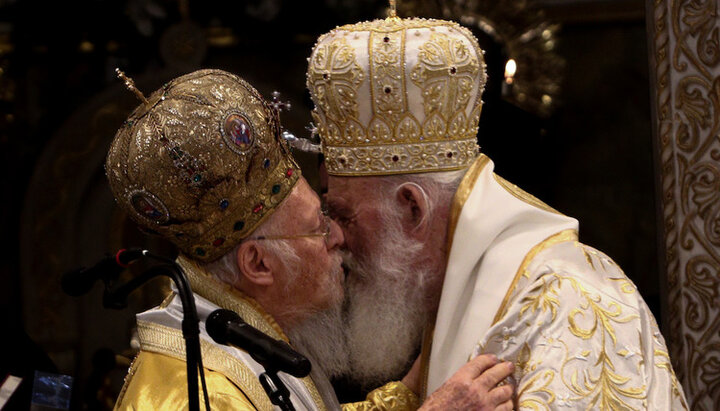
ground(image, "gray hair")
xmin=203 ymin=212 xmax=300 ymax=287
xmin=374 ymin=168 xmax=467 ymax=224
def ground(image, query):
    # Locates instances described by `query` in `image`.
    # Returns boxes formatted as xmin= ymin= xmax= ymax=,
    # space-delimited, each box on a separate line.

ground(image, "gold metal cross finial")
xmin=115 ymin=68 xmax=149 ymax=105
xmin=388 ymin=0 xmax=397 ymax=18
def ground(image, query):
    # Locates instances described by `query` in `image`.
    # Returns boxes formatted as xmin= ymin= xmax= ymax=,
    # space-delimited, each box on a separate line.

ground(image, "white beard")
xmin=282 ymin=250 xmax=349 ymax=409
xmin=340 ymin=220 xmax=432 ymax=389
xmin=285 ymin=289 xmax=348 ymax=409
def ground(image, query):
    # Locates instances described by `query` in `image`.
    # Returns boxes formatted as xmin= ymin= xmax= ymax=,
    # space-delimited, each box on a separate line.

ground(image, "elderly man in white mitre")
xmin=306 ymin=12 xmax=689 ymax=410
xmin=107 ymin=69 xmax=514 ymax=410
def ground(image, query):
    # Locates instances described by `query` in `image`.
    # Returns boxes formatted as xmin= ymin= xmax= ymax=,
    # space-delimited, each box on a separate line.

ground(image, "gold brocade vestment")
xmin=420 ymin=155 xmax=688 ymax=410
xmin=115 ymin=257 xmax=419 ymax=410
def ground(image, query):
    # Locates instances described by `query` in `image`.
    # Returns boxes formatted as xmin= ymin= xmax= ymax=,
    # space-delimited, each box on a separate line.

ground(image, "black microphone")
xmin=206 ymin=309 xmax=311 ymax=378
xmin=61 ymin=248 xmax=145 ymax=296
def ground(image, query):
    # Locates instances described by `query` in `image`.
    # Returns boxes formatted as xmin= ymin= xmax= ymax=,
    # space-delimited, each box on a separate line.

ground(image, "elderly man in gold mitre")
xmin=106 ymin=69 xmax=515 ymax=410
xmin=307 ymin=11 xmax=689 ymax=410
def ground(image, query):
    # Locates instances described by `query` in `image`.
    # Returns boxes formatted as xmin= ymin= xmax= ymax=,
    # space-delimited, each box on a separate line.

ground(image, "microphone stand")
xmin=258 ymin=369 xmax=295 ymax=411
xmin=100 ymin=253 xmax=211 ymax=411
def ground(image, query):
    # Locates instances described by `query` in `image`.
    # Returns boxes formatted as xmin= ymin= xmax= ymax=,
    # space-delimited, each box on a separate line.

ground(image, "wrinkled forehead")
xmin=326 ymin=176 xmax=381 ymax=208
xmin=277 ymin=178 xmax=323 ymax=223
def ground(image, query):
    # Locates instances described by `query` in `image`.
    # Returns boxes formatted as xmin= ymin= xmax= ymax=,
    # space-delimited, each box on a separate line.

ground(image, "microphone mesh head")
xmin=205 ymin=308 xmax=239 ymax=345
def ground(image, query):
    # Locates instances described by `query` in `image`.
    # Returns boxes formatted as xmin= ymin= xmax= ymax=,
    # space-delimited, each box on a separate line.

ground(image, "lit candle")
xmin=502 ymin=59 xmax=517 ymax=97
xmin=504 ymin=59 xmax=516 ymax=85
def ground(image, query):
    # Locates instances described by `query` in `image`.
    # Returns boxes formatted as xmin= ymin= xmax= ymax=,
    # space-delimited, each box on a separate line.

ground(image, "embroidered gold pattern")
xmin=515 ymin=341 xmax=556 ymax=410
xmin=517 ymin=370 xmax=556 ymax=410
xmin=521 ymin=273 xmax=646 ymax=409
xmin=136 ymin=320 xmax=274 ymax=410
xmin=307 ymin=37 xmax=365 ymax=129
xmin=307 ymin=17 xmax=487 ymax=176
xmin=478 ymin=237 xmax=686 ymax=409
xmin=575 ymin=242 xmax=621 ymax=272
xmin=492 ymin=229 xmax=578 ymax=324
xmin=324 ymin=139 xmax=479 ymax=176
xmin=410 ymin=32 xmax=479 ymax=122
xmin=369 ymin=30 xmax=407 ymax=129
xmin=494 ymin=174 xmax=561 ymax=215
xmin=106 ymin=70 xmax=301 ymax=262
xmin=341 ymin=381 xmax=420 ymax=411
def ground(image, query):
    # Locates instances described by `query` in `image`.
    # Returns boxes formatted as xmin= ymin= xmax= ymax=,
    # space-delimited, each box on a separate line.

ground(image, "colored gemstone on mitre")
xmin=253 ymin=203 xmax=264 ymax=213
xmin=234 ymin=221 xmax=245 ymax=231
xmin=285 ymin=168 xmax=294 ymax=177
xmin=271 ymin=184 xmax=281 ymax=194
xmin=263 ymin=158 xmax=271 ymax=169
xmin=213 ymin=238 xmax=225 ymax=247
xmin=195 ymin=247 xmax=206 ymax=256
xmin=130 ymin=191 xmax=169 ymax=224
xmin=219 ymin=199 xmax=229 ymax=210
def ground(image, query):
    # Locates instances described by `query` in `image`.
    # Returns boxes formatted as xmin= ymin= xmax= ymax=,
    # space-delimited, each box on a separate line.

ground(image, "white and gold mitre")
xmin=306 ymin=17 xmax=487 ymax=176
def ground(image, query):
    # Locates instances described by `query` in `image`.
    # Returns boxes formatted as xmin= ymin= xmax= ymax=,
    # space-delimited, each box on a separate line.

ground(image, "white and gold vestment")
xmin=424 ymin=155 xmax=688 ymax=410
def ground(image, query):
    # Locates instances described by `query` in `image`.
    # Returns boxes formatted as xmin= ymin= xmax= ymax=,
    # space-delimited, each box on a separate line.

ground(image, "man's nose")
xmin=327 ymin=218 xmax=345 ymax=249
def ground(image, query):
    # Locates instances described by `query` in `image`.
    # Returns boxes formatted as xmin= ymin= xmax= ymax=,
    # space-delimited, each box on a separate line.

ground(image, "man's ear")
xmin=236 ymin=241 xmax=274 ymax=286
xmin=396 ymin=182 xmax=430 ymax=239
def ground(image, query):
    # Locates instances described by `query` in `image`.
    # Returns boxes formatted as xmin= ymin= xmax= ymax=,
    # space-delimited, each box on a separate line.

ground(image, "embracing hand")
xmin=419 ymin=354 xmax=515 ymax=411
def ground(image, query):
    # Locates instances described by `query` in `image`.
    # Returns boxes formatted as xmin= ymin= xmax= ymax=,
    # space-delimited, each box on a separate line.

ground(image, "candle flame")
xmin=504 ymin=59 xmax=517 ymax=84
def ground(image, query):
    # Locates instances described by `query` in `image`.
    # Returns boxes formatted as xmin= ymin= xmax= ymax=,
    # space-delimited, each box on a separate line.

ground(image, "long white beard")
xmin=283 ymin=256 xmax=348 ymax=409
xmin=285 ymin=294 xmax=348 ymax=409
xmin=341 ymin=224 xmax=432 ymax=389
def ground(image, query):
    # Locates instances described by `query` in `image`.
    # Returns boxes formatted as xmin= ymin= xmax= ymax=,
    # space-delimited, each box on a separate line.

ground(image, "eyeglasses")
xmin=246 ymin=212 xmax=331 ymax=245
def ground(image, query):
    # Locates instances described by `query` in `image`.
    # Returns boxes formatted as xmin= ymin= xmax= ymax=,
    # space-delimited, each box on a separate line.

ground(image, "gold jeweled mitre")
xmin=306 ymin=17 xmax=487 ymax=176
xmin=106 ymin=69 xmax=300 ymax=262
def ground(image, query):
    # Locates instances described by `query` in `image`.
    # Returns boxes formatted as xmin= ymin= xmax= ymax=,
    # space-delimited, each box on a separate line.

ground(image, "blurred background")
xmin=0 ymin=0 xmax=661 ymax=408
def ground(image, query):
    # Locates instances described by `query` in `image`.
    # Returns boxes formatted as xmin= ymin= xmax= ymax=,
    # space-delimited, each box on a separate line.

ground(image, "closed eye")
xmin=327 ymin=202 xmax=356 ymax=227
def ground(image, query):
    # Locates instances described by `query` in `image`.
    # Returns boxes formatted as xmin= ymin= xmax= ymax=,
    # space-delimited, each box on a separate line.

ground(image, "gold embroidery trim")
xmin=494 ymin=174 xmax=561 ymax=215
xmin=115 ymin=352 xmax=142 ymax=407
xmin=325 ymin=140 xmax=479 ymax=176
xmin=418 ymin=322 xmax=435 ymax=400
xmin=175 ymin=256 xmax=327 ymax=410
xmin=343 ymin=381 xmax=421 ymax=410
xmin=178 ymin=255 xmax=286 ymax=341
xmin=136 ymin=320 xmax=274 ymax=411
xmin=336 ymin=17 xmax=456 ymax=33
xmin=369 ymin=30 xmax=407 ymax=126
xmin=446 ymin=154 xmax=489 ymax=253
xmin=491 ymin=229 xmax=578 ymax=324
xmin=307 ymin=36 xmax=365 ymax=127
xmin=410 ymin=32 xmax=480 ymax=122
xmin=418 ymin=154 xmax=488 ymax=398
